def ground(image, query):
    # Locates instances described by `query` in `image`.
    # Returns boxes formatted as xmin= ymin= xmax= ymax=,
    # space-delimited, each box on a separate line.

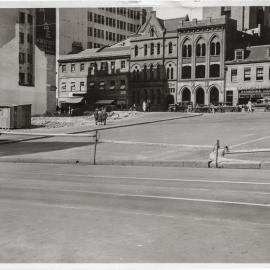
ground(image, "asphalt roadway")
xmin=1 ymin=163 xmax=270 ymax=263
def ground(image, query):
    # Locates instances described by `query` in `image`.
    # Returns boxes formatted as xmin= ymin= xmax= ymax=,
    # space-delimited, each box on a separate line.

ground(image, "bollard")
xmin=215 ymin=139 xmax=220 ymax=168
xmin=93 ymin=130 xmax=98 ymax=165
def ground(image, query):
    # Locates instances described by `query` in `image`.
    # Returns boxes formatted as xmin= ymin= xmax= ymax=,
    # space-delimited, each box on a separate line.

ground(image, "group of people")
xmin=93 ymin=107 xmax=108 ymax=125
xmin=129 ymin=100 xmax=151 ymax=112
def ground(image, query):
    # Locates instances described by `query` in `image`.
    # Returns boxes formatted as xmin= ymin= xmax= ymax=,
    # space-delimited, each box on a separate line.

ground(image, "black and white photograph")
xmin=0 ymin=0 xmax=270 ymax=268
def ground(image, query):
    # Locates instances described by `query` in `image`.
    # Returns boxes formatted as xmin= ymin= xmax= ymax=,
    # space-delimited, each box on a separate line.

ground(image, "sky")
xmin=154 ymin=5 xmax=203 ymax=20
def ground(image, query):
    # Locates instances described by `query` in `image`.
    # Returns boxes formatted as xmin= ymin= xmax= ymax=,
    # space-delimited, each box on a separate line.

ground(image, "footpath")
xmin=0 ymin=112 xmax=269 ymax=170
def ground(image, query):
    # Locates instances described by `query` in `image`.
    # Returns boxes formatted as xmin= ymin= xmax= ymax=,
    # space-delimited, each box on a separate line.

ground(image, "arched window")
xmin=150 ymin=43 xmax=154 ymax=55
xmin=216 ymin=42 xmax=221 ymax=55
xmin=157 ymin=43 xmax=161 ymax=55
xmin=202 ymin=43 xmax=206 ymax=56
xmin=167 ymin=68 xmax=170 ymax=79
xmin=196 ymin=44 xmax=201 ymax=56
xmin=210 ymin=37 xmax=221 ymax=56
xmin=144 ymin=44 xmax=147 ymax=56
xmin=133 ymin=70 xmax=136 ymax=80
xmin=144 ymin=65 xmax=147 ymax=80
xmin=157 ymin=64 xmax=160 ymax=80
xmin=150 ymin=64 xmax=154 ymax=80
xmin=150 ymin=28 xmax=155 ymax=37
xmin=134 ymin=45 xmax=138 ymax=57
xmin=168 ymin=42 xmax=173 ymax=54
xmin=170 ymin=67 xmax=174 ymax=79
xmin=136 ymin=70 xmax=140 ymax=80
xmin=196 ymin=38 xmax=206 ymax=57
xmin=182 ymin=39 xmax=192 ymax=57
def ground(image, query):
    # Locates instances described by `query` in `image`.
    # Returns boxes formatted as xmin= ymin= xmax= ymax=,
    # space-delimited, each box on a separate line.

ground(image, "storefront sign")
xmin=238 ymin=88 xmax=270 ymax=98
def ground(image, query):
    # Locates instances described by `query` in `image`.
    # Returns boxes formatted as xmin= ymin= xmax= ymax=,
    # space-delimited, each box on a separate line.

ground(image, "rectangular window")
xmin=120 ymin=80 xmax=125 ymax=86
xmin=101 ymin=62 xmax=106 ymax=70
xmin=226 ymin=90 xmax=233 ymax=106
xmin=19 ymin=32 xmax=24 ymax=44
xmin=27 ymin=14 xmax=32 ymax=24
xmin=121 ymin=60 xmax=125 ymax=69
xmin=231 ymin=69 xmax=237 ymax=82
xmin=62 ymin=65 xmax=66 ymax=72
xmin=88 ymin=27 xmax=92 ymax=36
xmin=61 ymin=82 xmax=66 ymax=91
xmin=19 ymin=12 xmax=25 ymax=23
xmin=27 ymin=54 xmax=32 ymax=64
xmin=256 ymin=67 xmax=263 ymax=80
xmin=106 ymin=17 xmax=109 ymax=26
xmin=94 ymin=28 xmax=97 ymax=37
xmin=94 ymin=13 xmax=97 ymax=23
xmin=27 ymin=34 xmax=32 ymax=43
xmin=19 ymin=73 xmax=25 ymax=84
xmin=71 ymin=64 xmax=75 ymax=72
xmin=101 ymin=16 xmax=104 ymax=25
xmin=27 ymin=73 xmax=32 ymax=85
xmin=88 ymin=12 xmax=92 ymax=21
xmin=235 ymin=50 xmax=244 ymax=61
xmin=19 ymin=52 xmax=25 ymax=64
xmin=71 ymin=82 xmax=75 ymax=91
xmin=111 ymin=61 xmax=115 ymax=71
xmin=244 ymin=68 xmax=251 ymax=81
xmin=80 ymin=82 xmax=85 ymax=91
xmin=80 ymin=63 xmax=85 ymax=71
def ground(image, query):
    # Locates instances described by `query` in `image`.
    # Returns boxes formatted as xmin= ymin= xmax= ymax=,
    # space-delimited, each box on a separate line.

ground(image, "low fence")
xmin=211 ymin=139 xmax=270 ymax=168
xmin=0 ymin=130 xmax=99 ymax=165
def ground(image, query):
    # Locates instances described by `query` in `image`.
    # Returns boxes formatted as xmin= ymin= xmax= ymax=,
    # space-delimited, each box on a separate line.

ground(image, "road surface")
xmin=0 ymin=163 xmax=270 ymax=262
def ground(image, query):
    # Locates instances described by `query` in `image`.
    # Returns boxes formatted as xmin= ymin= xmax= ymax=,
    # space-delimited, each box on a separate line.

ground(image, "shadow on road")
xmin=0 ymin=141 xmax=94 ymax=156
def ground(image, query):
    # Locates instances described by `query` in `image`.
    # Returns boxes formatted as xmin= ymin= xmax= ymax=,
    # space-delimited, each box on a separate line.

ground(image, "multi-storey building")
xmin=177 ymin=17 xmax=242 ymax=106
xmin=225 ymin=45 xmax=270 ymax=105
xmin=203 ymin=6 xmax=270 ymax=31
xmin=129 ymin=11 xmax=189 ymax=110
xmin=58 ymin=40 xmax=130 ymax=111
xmin=58 ymin=7 xmax=270 ymax=111
xmin=0 ymin=8 xmax=50 ymax=115
xmin=59 ymin=7 xmax=152 ymax=54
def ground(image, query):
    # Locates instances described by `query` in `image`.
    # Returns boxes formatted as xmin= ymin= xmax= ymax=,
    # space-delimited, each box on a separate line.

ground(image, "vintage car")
xmin=254 ymin=98 xmax=270 ymax=111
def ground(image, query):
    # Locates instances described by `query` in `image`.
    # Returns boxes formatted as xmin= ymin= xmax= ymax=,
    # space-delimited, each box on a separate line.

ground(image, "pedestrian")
xmin=93 ymin=108 xmax=99 ymax=125
xmin=102 ymin=107 xmax=108 ymax=125
xmin=97 ymin=108 xmax=103 ymax=125
xmin=247 ymin=100 xmax=252 ymax=113
xmin=142 ymin=101 xmax=146 ymax=112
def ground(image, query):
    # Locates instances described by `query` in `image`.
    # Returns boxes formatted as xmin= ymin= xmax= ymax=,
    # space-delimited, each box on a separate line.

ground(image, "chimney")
xmin=71 ymin=41 xmax=83 ymax=54
xmin=151 ymin=10 xmax=156 ymax=17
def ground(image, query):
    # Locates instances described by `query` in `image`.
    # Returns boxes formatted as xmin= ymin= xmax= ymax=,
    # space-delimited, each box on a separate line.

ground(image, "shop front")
xmin=238 ymin=88 xmax=270 ymax=104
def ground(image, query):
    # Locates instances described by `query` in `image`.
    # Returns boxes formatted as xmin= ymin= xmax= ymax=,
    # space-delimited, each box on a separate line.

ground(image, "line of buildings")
xmin=1 ymin=7 xmax=270 ymax=114
xmin=0 ymin=7 xmax=151 ymax=114
xmin=58 ymin=6 xmax=270 ymax=112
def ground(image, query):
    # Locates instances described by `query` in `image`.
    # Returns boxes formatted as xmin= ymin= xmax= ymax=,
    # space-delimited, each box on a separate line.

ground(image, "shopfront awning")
xmin=95 ymin=100 xmax=115 ymax=105
xmin=59 ymin=97 xmax=85 ymax=104
xmin=120 ymin=85 xmax=126 ymax=90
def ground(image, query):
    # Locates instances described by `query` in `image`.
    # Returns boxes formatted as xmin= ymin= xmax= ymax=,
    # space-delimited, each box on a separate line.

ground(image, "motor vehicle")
xmin=254 ymin=98 xmax=270 ymax=111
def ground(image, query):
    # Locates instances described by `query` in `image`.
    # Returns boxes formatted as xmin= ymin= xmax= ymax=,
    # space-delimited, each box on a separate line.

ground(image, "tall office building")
xmin=203 ymin=6 xmax=270 ymax=31
xmin=59 ymin=7 xmax=152 ymax=55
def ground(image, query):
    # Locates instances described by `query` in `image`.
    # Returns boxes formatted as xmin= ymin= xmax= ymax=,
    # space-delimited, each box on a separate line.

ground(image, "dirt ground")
xmin=31 ymin=111 xmax=142 ymax=129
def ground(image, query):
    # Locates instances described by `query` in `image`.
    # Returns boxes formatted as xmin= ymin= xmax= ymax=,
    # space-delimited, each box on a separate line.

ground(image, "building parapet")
xmin=178 ymin=16 xmax=236 ymax=30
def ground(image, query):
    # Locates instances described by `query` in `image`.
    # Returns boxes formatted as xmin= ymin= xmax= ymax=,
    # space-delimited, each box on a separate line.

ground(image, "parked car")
xmin=254 ymin=98 xmax=270 ymax=111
